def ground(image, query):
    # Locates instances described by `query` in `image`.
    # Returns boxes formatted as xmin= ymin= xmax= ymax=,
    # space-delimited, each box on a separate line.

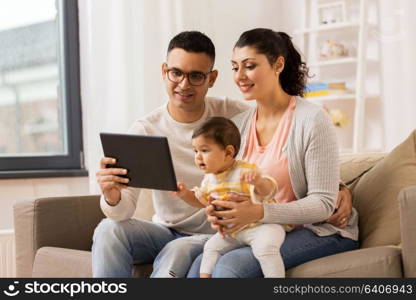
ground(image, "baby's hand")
xmin=240 ymin=170 xmax=261 ymax=185
xmin=170 ymin=182 xmax=189 ymax=198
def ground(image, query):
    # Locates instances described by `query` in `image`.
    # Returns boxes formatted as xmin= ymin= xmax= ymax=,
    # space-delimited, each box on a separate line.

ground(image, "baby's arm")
xmin=171 ymin=182 xmax=205 ymax=208
xmin=241 ymin=170 xmax=277 ymax=197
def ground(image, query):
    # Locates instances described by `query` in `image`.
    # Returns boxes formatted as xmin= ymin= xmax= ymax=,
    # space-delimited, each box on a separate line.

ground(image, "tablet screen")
xmin=100 ymin=133 xmax=178 ymax=191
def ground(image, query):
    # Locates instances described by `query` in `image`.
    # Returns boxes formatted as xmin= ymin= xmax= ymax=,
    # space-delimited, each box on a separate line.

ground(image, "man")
xmin=93 ymin=31 xmax=352 ymax=278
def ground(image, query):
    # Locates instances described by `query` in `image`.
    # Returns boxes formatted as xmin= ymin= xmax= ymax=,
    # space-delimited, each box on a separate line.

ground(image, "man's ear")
xmin=161 ymin=63 xmax=168 ymax=79
xmin=274 ymin=56 xmax=285 ymax=74
xmin=225 ymin=145 xmax=235 ymax=159
xmin=208 ymin=70 xmax=218 ymax=88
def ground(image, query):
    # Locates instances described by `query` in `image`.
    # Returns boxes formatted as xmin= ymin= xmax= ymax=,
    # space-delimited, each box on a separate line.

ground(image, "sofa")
xmin=13 ymin=130 xmax=416 ymax=277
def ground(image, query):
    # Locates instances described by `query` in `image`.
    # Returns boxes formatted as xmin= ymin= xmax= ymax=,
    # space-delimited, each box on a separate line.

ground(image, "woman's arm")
xmin=260 ymin=109 xmax=340 ymax=225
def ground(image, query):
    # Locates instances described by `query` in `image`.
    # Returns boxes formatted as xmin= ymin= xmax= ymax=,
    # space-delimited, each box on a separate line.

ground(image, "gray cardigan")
xmin=232 ymin=98 xmax=358 ymax=240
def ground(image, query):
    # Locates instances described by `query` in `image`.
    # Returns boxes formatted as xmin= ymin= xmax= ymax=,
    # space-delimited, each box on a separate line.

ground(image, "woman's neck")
xmin=256 ymin=87 xmax=292 ymax=120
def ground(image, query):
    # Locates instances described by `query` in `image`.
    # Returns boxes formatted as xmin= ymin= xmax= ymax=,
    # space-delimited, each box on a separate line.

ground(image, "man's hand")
xmin=96 ymin=157 xmax=129 ymax=206
xmin=326 ymin=186 xmax=353 ymax=228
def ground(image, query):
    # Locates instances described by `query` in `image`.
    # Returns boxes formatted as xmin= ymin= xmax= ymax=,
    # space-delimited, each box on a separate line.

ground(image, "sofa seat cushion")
xmin=133 ymin=247 xmax=404 ymax=278
xmin=352 ymin=130 xmax=416 ymax=248
xmin=33 ymin=247 xmax=92 ymax=278
xmin=286 ymin=246 xmax=403 ymax=278
xmin=32 ymin=246 xmax=403 ymax=278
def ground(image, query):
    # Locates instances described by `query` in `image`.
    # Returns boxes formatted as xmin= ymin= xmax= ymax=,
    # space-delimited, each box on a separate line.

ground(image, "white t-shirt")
xmin=100 ymin=96 xmax=249 ymax=234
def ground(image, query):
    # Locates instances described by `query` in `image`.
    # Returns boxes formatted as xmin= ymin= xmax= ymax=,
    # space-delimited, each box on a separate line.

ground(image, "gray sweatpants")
xmin=200 ymin=223 xmax=286 ymax=277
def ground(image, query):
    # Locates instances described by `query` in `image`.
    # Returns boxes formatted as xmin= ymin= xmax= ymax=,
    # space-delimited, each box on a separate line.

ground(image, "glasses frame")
xmin=166 ymin=66 xmax=213 ymax=86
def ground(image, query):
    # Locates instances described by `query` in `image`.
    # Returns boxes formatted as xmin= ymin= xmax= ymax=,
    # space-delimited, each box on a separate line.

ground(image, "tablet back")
xmin=100 ymin=133 xmax=178 ymax=191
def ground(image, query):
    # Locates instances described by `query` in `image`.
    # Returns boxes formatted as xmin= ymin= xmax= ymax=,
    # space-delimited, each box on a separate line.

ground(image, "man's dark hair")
xmin=192 ymin=117 xmax=240 ymax=157
xmin=168 ymin=31 xmax=215 ymax=63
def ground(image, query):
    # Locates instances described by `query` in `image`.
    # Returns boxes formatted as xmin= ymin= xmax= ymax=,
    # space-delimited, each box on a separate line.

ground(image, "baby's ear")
xmin=225 ymin=145 xmax=235 ymax=158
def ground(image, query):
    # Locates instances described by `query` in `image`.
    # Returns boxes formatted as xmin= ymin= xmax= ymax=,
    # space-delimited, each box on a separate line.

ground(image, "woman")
xmin=187 ymin=28 xmax=359 ymax=277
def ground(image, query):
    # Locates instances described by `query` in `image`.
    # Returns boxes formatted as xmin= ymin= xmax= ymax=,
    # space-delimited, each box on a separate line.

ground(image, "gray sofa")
xmin=13 ymin=146 xmax=416 ymax=277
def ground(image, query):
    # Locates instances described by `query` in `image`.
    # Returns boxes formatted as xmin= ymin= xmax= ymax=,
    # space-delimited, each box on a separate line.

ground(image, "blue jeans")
xmin=187 ymin=227 xmax=359 ymax=278
xmin=92 ymin=218 xmax=211 ymax=277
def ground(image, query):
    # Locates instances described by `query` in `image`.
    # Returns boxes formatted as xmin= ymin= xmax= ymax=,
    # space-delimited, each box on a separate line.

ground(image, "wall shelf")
xmin=305 ymin=93 xmax=356 ymax=102
xmin=309 ymin=57 xmax=357 ymax=67
xmin=295 ymin=22 xmax=360 ymax=34
xmin=296 ymin=0 xmax=380 ymax=153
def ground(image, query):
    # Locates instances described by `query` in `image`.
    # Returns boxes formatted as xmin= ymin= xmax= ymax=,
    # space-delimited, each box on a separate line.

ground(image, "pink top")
xmin=243 ymin=97 xmax=297 ymax=203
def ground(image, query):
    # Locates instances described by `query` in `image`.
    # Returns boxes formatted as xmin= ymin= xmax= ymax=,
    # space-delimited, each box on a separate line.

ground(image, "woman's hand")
xmin=209 ymin=193 xmax=264 ymax=234
xmin=326 ymin=186 xmax=352 ymax=228
xmin=205 ymin=203 xmax=225 ymax=237
xmin=96 ymin=157 xmax=129 ymax=206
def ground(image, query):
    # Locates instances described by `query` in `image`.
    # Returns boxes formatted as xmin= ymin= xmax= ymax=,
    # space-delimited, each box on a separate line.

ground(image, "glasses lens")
xmin=167 ymin=69 xmax=183 ymax=83
xmin=189 ymin=72 xmax=206 ymax=86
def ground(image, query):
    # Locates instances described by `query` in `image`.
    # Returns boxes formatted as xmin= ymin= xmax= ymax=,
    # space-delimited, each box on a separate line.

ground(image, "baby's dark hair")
xmin=234 ymin=28 xmax=310 ymax=96
xmin=168 ymin=31 xmax=215 ymax=63
xmin=192 ymin=117 xmax=240 ymax=158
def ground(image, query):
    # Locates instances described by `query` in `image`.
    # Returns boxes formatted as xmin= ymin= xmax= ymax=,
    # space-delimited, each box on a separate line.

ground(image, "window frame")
xmin=0 ymin=0 xmax=86 ymax=178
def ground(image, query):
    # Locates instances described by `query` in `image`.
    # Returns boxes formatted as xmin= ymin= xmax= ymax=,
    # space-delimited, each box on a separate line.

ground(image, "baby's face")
xmin=192 ymin=135 xmax=229 ymax=174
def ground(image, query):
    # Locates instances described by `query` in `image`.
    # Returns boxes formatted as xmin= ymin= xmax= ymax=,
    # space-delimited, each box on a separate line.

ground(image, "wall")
xmin=0 ymin=177 xmax=89 ymax=230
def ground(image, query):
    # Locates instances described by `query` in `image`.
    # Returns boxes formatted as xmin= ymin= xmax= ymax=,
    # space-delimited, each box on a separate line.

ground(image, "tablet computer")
xmin=100 ymin=133 xmax=178 ymax=191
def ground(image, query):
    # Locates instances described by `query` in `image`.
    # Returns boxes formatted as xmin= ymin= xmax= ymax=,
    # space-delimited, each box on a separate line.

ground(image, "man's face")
xmin=162 ymin=48 xmax=217 ymax=113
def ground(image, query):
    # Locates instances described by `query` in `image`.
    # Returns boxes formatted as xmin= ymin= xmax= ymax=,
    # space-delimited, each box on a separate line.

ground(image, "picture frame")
xmin=318 ymin=1 xmax=347 ymax=25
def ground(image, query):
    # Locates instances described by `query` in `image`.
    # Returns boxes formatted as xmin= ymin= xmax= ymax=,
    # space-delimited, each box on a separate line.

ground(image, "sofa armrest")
xmin=399 ymin=185 xmax=416 ymax=278
xmin=13 ymin=195 xmax=104 ymax=277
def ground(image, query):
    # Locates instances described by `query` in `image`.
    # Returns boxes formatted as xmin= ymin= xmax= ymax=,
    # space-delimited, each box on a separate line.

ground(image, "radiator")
xmin=0 ymin=229 xmax=15 ymax=277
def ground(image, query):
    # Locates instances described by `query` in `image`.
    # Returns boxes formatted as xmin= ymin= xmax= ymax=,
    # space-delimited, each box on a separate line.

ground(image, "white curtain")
xmin=79 ymin=0 xmax=288 ymax=193
xmin=379 ymin=0 xmax=416 ymax=150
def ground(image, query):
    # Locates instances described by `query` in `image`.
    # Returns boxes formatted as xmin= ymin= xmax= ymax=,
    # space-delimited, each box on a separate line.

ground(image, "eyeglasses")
xmin=166 ymin=67 xmax=213 ymax=86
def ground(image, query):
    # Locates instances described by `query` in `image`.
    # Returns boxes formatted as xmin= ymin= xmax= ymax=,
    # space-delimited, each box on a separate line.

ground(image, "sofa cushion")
xmin=352 ymin=130 xmax=416 ymax=248
xmin=32 ymin=247 xmax=92 ymax=278
xmin=339 ymin=153 xmax=386 ymax=185
xmin=286 ymin=246 xmax=403 ymax=277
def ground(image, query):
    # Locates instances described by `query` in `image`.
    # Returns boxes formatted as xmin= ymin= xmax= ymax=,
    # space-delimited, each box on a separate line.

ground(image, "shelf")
xmin=309 ymin=57 xmax=357 ymax=67
xmin=305 ymin=93 xmax=380 ymax=102
xmin=305 ymin=94 xmax=356 ymax=101
xmin=294 ymin=22 xmax=360 ymax=34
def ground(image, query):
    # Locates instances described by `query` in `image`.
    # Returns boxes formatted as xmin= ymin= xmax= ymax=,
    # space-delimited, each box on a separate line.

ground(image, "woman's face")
xmin=231 ymin=46 xmax=281 ymax=101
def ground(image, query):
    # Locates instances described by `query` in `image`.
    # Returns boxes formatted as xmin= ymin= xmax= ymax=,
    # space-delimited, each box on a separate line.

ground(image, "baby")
xmin=172 ymin=116 xmax=286 ymax=278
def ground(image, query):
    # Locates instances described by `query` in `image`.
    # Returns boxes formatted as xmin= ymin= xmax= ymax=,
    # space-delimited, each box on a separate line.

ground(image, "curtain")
xmin=379 ymin=0 xmax=416 ymax=150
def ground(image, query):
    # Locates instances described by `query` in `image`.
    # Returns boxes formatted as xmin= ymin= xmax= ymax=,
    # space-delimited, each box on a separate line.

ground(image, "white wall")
xmin=0 ymin=177 xmax=89 ymax=230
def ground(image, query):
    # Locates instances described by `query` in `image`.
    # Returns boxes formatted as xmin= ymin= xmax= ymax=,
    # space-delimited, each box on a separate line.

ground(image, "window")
xmin=0 ymin=0 xmax=85 ymax=178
